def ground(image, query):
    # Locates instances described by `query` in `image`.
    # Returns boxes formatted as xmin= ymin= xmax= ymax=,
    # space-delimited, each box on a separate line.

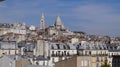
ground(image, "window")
xmin=62 ymin=52 xmax=64 ymax=56
xmin=52 ymin=51 xmax=54 ymax=56
xmin=51 ymin=45 xmax=54 ymax=49
xmin=52 ymin=58 xmax=54 ymax=62
xmin=67 ymin=52 xmax=70 ymax=56
xmin=9 ymin=62 xmax=12 ymax=67
xmin=96 ymin=57 xmax=99 ymax=62
xmin=81 ymin=60 xmax=84 ymax=66
xmin=85 ymin=51 xmax=87 ymax=55
xmin=58 ymin=51 xmax=60 ymax=56
xmin=96 ymin=63 xmax=99 ymax=67
xmin=84 ymin=60 xmax=88 ymax=66
xmin=63 ymin=45 xmax=66 ymax=49
xmin=36 ymin=62 xmax=39 ymax=65
xmin=89 ymin=51 xmax=91 ymax=55
xmin=81 ymin=60 xmax=89 ymax=66
xmin=89 ymin=61 xmax=90 ymax=66
xmin=56 ymin=44 xmax=60 ymax=49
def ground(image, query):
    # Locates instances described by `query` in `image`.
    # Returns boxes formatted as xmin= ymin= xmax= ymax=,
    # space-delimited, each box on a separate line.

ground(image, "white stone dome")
xmin=29 ymin=25 xmax=36 ymax=30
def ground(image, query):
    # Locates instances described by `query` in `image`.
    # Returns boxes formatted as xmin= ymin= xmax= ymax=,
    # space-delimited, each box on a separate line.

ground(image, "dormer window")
xmin=56 ymin=44 xmax=60 ymax=49
xmin=51 ymin=45 xmax=54 ymax=49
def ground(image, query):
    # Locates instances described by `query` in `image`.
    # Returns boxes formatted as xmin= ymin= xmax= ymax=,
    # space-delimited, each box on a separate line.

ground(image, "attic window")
xmin=67 ymin=45 xmax=70 ymax=49
xmin=103 ymin=46 xmax=106 ymax=50
xmin=110 ymin=47 xmax=113 ymax=50
xmin=114 ymin=46 xmax=117 ymax=50
xmin=56 ymin=44 xmax=60 ymax=49
xmin=76 ymin=45 xmax=79 ymax=49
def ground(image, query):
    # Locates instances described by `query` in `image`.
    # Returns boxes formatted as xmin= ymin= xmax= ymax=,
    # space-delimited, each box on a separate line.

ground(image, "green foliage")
xmin=101 ymin=61 xmax=111 ymax=67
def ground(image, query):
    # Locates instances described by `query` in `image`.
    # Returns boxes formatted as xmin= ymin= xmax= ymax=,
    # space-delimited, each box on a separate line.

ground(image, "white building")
xmin=34 ymin=40 xmax=50 ymax=58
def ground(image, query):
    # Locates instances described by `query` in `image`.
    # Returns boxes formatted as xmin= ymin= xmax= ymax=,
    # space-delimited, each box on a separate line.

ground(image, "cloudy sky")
xmin=0 ymin=0 xmax=120 ymax=37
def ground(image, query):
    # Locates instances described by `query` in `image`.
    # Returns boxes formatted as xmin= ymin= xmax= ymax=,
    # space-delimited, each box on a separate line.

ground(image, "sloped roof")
xmin=74 ymin=42 xmax=108 ymax=50
xmin=50 ymin=42 xmax=76 ymax=50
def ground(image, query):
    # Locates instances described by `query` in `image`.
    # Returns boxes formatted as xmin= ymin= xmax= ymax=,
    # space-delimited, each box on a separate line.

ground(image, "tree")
xmin=101 ymin=61 xmax=111 ymax=67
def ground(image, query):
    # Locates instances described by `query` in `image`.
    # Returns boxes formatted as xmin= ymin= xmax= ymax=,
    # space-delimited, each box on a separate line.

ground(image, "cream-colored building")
xmin=55 ymin=56 xmax=92 ymax=67
xmin=71 ymin=37 xmax=79 ymax=44
xmin=55 ymin=55 xmax=108 ymax=67
xmin=74 ymin=42 xmax=110 ymax=67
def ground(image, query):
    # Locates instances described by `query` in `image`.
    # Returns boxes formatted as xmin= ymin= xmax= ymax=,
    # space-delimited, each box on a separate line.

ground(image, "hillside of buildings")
xmin=0 ymin=15 xmax=120 ymax=67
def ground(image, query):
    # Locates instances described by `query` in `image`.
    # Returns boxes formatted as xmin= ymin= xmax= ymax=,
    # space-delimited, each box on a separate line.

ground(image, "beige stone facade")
xmin=16 ymin=59 xmax=31 ymax=67
xmin=55 ymin=56 xmax=92 ymax=67
xmin=55 ymin=56 xmax=108 ymax=67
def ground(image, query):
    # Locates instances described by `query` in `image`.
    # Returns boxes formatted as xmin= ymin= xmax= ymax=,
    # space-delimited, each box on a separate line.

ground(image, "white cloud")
xmin=73 ymin=3 xmax=120 ymax=36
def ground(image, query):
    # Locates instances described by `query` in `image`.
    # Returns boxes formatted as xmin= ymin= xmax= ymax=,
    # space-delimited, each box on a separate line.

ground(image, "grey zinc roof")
xmin=50 ymin=42 xmax=76 ymax=50
xmin=50 ymin=42 xmax=66 ymax=50
xmin=0 ymin=42 xmax=18 ymax=50
xmin=107 ymin=44 xmax=120 ymax=51
xmin=68 ymin=43 xmax=76 ymax=50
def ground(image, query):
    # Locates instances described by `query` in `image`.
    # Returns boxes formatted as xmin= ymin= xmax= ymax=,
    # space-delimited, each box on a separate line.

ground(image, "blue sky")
xmin=0 ymin=0 xmax=120 ymax=37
